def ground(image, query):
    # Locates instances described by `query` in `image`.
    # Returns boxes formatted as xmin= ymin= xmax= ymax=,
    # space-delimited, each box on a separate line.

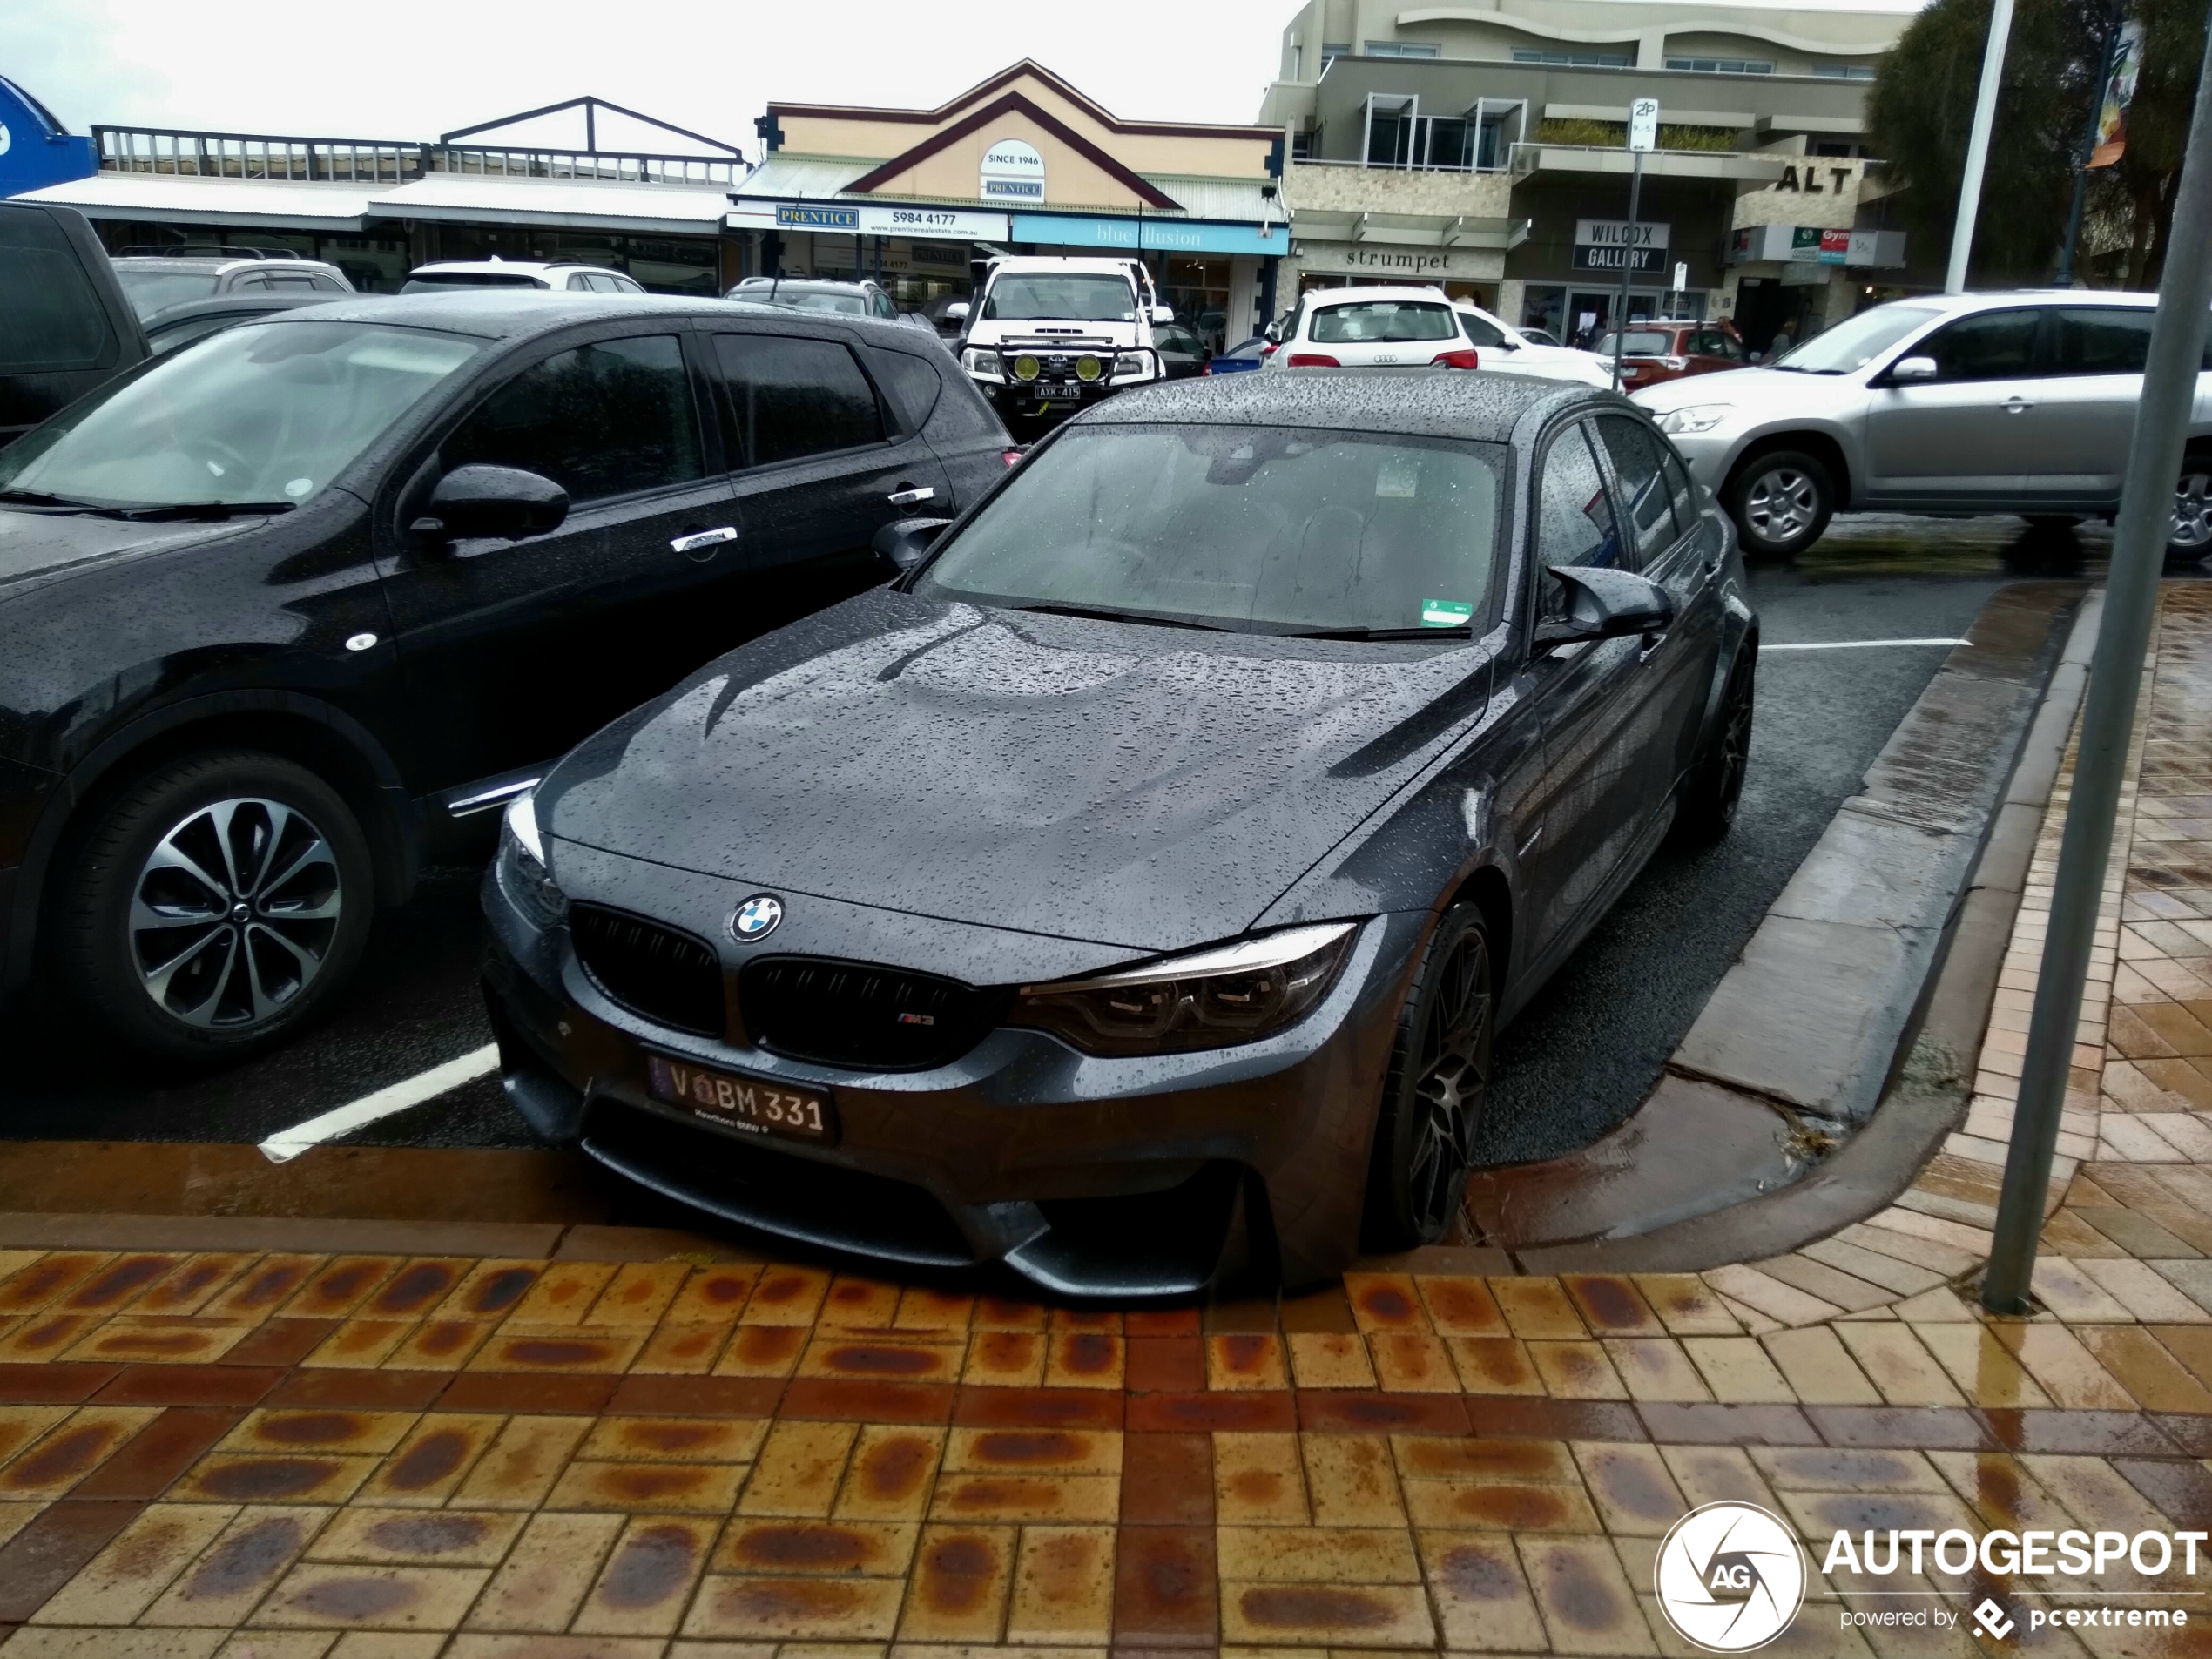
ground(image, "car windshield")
xmin=982 ymin=274 xmax=1136 ymax=322
xmin=1773 ymin=305 xmax=1941 ymax=374
xmin=917 ymin=423 xmax=1503 ymax=635
xmin=111 ymin=266 xmax=220 ymax=319
xmin=0 ymin=320 xmax=481 ymax=509
xmin=1311 ymin=301 xmax=1459 ymax=344
xmin=400 ymin=272 xmax=550 ymax=292
xmin=1594 ymin=329 xmax=1674 ymax=356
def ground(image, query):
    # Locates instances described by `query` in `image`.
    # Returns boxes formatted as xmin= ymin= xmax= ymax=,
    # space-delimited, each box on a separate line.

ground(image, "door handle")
xmin=1638 ymin=630 xmax=1669 ymax=662
xmin=670 ymin=525 xmax=738 ymax=556
xmin=887 ymin=485 xmax=936 ymax=506
xmin=2002 ymin=396 xmax=2034 ymax=414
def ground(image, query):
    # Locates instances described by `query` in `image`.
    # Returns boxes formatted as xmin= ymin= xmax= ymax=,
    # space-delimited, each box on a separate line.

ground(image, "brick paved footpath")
xmin=0 ymin=589 xmax=2209 ymax=1658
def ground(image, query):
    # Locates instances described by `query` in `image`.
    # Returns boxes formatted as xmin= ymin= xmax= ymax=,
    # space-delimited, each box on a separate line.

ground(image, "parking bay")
xmin=0 ymin=518 xmax=2099 ymax=1187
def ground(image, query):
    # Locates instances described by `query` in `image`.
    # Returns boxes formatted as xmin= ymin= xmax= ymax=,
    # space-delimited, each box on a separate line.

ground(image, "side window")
xmin=0 ymin=209 xmax=114 ymax=370
xmin=1595 ymin=414 xmax=1678 ymax=564
xmin=227 ymin=273 xmax=270 ymax=292
xmin=861 ymin=346 xmax=942 ymax=429
xmin=2049 ymin=307 xmax=2151 ymax=375
xmin=1535 ymin=423 xmax=1622 ymax=597
xmin=1460 ymin=312 xmax=1507 ymax=347
xmin=1659 ymin=446 xmax=1699 ymax=534
xmin=874 ymin=291 xmax=897 ymax=319
xmin=567 ymin=273 xmax=597 ymax=292
xmin=614 ymin=274 xmax=645 ymax=294
xmin=442 ymin=334 xmax=704 ymax=504
xmin=715 ymin=333 xmax=885 ymax=468
xmin=1914 ymin=308 xmax=2043 ymax=381
xmin=310 ymin=274 xmax=347 ymax=293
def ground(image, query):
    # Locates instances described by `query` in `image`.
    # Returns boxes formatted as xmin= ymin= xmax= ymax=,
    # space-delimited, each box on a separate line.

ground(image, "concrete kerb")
xmin=1453 ymin=581 xmax=2095 ymax=1276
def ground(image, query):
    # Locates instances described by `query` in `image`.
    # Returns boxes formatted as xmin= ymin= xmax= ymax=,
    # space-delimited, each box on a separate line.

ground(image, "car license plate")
xmin=1035 ymin=383 xmax=1081 ymax=400
xmin=644 ymin=1054 xmax=836 ymax=1144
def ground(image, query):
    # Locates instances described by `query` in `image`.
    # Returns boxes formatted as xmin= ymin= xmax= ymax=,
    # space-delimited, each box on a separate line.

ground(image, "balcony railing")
xmin=93 ymin=126 xmax=744 ymax=190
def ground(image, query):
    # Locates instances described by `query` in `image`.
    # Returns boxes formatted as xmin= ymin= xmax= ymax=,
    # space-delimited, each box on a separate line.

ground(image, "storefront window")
xmin=1161 ymin=255 xmax=1231 ymax=351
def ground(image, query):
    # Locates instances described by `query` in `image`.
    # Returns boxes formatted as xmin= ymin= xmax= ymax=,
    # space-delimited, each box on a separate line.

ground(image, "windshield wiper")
xmin=1291 ymin=624 xmax=1475 ymax=641
xmin=1013 ymin=603 xmax=1230 ymax=631
xmin=105 ymin=500 xmax=299 ymax=521
xmin=0 ymin=488 xmax=106 ymax=511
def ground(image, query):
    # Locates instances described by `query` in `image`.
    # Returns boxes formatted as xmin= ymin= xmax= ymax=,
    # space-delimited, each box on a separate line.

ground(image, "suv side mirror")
xmin=413 ymin=464 xmax=569 ymax=543
xmin=1533 ymin=565 xmax=1675 ymax=652
xmin=944 ymin=301 xmax=970 ymax=322
xmin=873 ymin=516 xmax=952 ymax=577
xmin=1149 ymin=305 xmax=1176 ymax=326
xmin=1889 ymin=355 xmax=1939 ymax=382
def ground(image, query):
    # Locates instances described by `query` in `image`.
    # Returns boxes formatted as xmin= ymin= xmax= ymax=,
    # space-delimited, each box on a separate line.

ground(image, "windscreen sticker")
xmin=1422 ymin=599 xmax=1474 ymax=628
xmin=1375 ymin=455 xmax=1421 ymax=498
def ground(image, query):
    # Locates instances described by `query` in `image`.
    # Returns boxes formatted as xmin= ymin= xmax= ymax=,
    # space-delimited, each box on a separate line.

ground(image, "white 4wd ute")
xmin=952 ymin=256 xmax=1175 ymax=425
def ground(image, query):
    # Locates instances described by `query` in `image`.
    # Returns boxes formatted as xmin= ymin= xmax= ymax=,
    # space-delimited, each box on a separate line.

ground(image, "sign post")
xmin=1672 ymin=260 xmax=1688 ymax=318
xmin=1613 ymin=99 xmax=1659 ymax=388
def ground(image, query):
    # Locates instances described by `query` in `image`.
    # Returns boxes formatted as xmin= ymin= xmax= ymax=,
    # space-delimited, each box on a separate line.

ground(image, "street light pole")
xmin=1982 ymin=20 xmax=2212 ymax=1314
xmin=1946 ymin=0 xmax=2019 ymax=293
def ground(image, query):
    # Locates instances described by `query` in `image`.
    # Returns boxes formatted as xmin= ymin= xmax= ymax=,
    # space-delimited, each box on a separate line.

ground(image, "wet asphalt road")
xmin=0 ymin=516 xmax=2130 ymax=1164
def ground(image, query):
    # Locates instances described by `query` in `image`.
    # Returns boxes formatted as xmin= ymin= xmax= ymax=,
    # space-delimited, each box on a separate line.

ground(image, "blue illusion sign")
xmin=1011 ymin=213 xmax=1282 ymax=256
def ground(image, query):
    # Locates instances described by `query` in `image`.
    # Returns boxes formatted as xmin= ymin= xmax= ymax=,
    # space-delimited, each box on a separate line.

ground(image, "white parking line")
xmin=258 ymin=1042 xmax=500 ymax=1164
xmin=1763 ymin=637 xmax=1971 ymax=651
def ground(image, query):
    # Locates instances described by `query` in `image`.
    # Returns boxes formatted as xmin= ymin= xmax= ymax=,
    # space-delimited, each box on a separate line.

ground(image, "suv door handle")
xmin=2003 ymin=396 xmax=2034 ymax=414
xmin=670 ymin=525 xmax=738 ymax=555
xmin=887 ymin=485 xmax=936 ymax=506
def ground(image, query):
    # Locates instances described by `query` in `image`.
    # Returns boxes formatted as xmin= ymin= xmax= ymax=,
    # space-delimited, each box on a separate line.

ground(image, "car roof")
xmin=408 ymin=260 xmax=600 ymax=277
xmin=986 ymin=257 xmax=1144 ymax=276
xmin=732 ymin=278 xmax=875 ymax=293
xmin=144 ymin=293 xmax=371 ymax=327
xmin=246 ymin=291 xmax=927 ymax=343
xmin=112 ymin=255 xmax=327 ymax=273
xmin=1307 ymin=286 xmax=1453 ymax=307
xmin=1080 ymin=368 xmax=1599 ymax=442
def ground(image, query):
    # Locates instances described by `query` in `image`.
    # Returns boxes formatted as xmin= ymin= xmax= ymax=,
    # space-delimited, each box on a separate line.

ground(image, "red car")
xmin=1594 ymin=321 xmax=1750 ymax=390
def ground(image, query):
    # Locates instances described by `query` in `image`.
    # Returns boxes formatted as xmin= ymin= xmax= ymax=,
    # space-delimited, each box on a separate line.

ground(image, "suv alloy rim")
xmin=1744 ymin=465 xmax=1819 ymax=545
xmin=2175 ymin=469 xmax=2212 ymax=549
xmin=1408 ymin=928 xmax=1493 ymax=1237
xmin=131 ymin=797 xmax=344 ymax=1028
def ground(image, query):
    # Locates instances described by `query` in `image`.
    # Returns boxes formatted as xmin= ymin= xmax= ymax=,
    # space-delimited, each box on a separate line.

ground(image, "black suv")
xmin=0 ymin=293 xmax=1011 ymax=1061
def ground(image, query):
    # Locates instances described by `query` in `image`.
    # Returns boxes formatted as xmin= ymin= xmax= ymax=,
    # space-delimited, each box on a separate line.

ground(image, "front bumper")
xmin=481 ymin=850 xmax=1420 ymax=1295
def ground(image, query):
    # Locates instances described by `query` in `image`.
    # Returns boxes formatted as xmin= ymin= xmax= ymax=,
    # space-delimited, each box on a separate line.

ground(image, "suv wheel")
xmin=1726 ymin=450 xmax=1833 ymax=560
xmin=2171 ymin=458 xmax=2212 ymax=558
xmin=1364 ymin=904 xmax=1494 ymax=1250
xmin=60 ymin=751 xmax=374 ymax=1062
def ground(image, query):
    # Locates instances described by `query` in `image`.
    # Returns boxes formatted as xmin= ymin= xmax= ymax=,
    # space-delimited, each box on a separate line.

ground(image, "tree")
xmin=1866 ymin=0 xmax=2206 ymax=286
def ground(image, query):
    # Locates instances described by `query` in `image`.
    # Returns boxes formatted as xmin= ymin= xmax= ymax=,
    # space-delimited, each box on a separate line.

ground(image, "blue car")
xmin=1204 ymin=336 xmax=1270 ymax=374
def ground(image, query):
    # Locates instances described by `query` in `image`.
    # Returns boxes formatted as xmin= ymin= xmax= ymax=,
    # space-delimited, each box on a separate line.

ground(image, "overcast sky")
xmin=4 ymin=0 xmax=1925 ymax=158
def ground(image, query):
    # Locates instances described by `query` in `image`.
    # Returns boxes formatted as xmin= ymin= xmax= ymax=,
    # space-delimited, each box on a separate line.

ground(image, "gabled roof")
xmin=841 ymin=90 xmax=1183 ymax=209
xmin=767 ymin=59 xmax=1279 ymax=141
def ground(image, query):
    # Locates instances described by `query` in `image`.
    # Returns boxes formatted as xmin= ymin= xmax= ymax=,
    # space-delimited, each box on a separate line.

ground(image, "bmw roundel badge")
xmin=730 ymin=894 xmax=783 ymax=943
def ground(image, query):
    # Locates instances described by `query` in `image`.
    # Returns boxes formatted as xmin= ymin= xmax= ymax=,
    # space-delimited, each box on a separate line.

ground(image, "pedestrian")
xmin=1762 ymin=323 xmax=1796 ymax=363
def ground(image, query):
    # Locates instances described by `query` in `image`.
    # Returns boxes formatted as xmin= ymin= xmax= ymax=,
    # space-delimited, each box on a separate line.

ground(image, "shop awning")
xmin=1289 ymin=210 xmax=1529 ymax=250
xmin=372 ymin=173 xmax=733 ymax=235
xmin=11 ymin=172 xmax=374 ymax=231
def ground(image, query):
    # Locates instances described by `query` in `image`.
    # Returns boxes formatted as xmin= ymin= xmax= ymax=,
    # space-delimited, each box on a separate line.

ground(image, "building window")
xmin=1291 ymin=126 xmax=1316 ymax=159
xmin=1365 ymin=40 xmax=1441 ymax=57
xmin=1665 ymin=57 xmax=1775 ymax=74
xmin=1811 ymin=64 xmax=1878 ymax=79
xmin=1813 ymin=139 xmax=1858 ymax=156
xmin=1321 ymin=41 xmax=1350 ymax=67
xmin=1512 ymin=49 xmax=1633 ymax=67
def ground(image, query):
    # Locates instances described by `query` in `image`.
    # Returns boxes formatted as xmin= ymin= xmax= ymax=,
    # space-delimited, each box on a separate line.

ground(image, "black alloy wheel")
xmin=1673 ymin=651 xmax=1756 ymax=846
xmin=2171 ymin=456 xmax=2212 ymax=558
xmin=59 ymin=750 xmax=374 ymax=1062
xmin=1365 ymin=904 xmax=1495 ymax=1250
xmin=1725 ymin=449 xmax=1832 ymax=560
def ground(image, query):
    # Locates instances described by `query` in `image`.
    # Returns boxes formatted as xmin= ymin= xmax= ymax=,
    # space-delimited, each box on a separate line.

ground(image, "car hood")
xmin=0 ymin=509 xmax=260 ymax=597
xmin=965 ymin=320 xmax=1144 ymax=349
xmin=1632 ymin=364 xmax=1860 ymax=415
xmin=540 ymin=587 xmax=1498 ymax=954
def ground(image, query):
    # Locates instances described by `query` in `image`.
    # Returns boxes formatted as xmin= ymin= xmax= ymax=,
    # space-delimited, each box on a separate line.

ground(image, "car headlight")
xmin=1076 ymin=354 xmax=1103 ymax=382
xmin=961 ymin=349 xmax=1003 ymax=382
xmin=1011 ymin=353 xmax=1042 ymax=382
xmin=496 ymin=791 xmax=569 ymax=931
xmin=1656 ymin=405 xmax=1728 ymax=435
xmin=1111 ymin=352 xmax=1153 ymax=381
xmin=1008 ymin=921 xmax=1358 ymax=1056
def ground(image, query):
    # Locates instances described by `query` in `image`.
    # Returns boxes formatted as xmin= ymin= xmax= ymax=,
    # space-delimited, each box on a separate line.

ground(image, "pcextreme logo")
xmin=1655 ymin=1502 xmax=1809 ymax=1652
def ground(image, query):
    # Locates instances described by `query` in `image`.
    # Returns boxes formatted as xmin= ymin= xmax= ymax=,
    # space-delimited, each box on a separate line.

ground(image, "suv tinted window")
xmin=1458 ymin=312 xmax=1507 ymax=347
xmin=443 ymin=334 xmax=703 ymax=503
xmin=1596 ymin=414 xmax=1676 ymax=563
xmin=716 ymin=333 xmax=884 ymax=467
xmin=1536 ymin=422 xmax=1622 ymax=574
xmin=861 ymin=346 xmax=942 ymax=430
xmin=1917 ymin=308 xmax=2041 ymax=381
xmin=0 ymin=211 xmax=112 ymax=371
xmin=2049 ymin=307 xmax=2152 ymax=375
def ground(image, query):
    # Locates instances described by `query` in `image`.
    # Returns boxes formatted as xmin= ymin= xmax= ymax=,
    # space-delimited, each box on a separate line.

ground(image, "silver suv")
xmin=109 ymin=248 xmax=354 ymax=321
xmin=1633 ymin=292 xmax=2207 ymax=558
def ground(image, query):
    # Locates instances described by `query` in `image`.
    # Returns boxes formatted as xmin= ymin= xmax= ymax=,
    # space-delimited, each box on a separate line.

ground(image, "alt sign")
xmin=1572 ymin=218 xmax=1671 ymax=274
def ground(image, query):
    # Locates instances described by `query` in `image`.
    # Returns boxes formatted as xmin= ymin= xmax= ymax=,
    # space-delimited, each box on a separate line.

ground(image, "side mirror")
xmin=872 ymin=516 xmax=952 ymax=577
xmin=1888 ymin=354 xmax=1938 ymax=382
xmin=1150 ymin=305 xmax=1176 ymax=326
xmin=944 ymin=301 xmax=970 ymax=322
xmin=1533 ymin=565 xmax=1675 ymax=652
xmin=412 ymin=464 xmax=569 ymax=543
